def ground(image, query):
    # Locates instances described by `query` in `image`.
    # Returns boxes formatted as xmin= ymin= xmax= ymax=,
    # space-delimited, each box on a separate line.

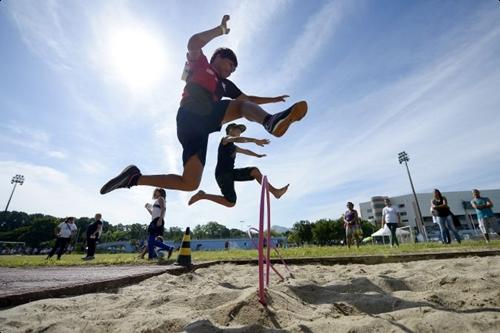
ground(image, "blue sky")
xmin=1 ymin=0 xmax=500 ymax=229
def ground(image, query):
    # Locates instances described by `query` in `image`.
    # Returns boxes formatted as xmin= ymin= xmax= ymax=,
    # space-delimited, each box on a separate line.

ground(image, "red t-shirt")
xmin=181 ymin=51 xmax=242 ymax=109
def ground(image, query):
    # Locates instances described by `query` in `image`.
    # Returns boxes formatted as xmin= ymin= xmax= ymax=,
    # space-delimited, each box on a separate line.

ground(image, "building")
xmin=359 ymin=189 xmax=500 ymax=239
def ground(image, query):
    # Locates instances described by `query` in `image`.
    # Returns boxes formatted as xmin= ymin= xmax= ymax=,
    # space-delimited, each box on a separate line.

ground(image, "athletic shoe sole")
xmin=100 ymin=165 xmax=139 ymax=195
xmin=272 ymin=101 xmax=308 ymax=137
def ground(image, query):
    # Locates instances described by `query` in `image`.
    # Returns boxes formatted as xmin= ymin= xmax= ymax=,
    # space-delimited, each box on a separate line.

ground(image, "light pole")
xmin=398 ymin=152 xmax=427 ymax=242
xmin=5 ymin=174 xmax=25 ymax=212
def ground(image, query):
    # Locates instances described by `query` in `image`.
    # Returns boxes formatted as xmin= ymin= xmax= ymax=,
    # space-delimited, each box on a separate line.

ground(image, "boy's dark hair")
xmin=155 ymin=188 xmax=167 ymax=199
xmin=210 ymin=48 xmax=238 ymax=67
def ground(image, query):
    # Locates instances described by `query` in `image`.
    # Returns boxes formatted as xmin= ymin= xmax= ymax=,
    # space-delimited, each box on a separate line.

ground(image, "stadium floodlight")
xmin=397 ymin=152 xmax=427 ymax=241
xmin=5 ymin=174 xmax=25 ymax=212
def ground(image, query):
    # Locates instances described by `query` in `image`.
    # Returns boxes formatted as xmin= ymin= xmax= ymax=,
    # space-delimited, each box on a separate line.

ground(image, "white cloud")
xmin=0 ymin=122 xmax=67 ymax=160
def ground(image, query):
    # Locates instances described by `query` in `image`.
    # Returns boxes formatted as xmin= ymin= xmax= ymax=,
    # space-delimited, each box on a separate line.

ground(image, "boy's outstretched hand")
xmin=257 ymin=154 xmax=267 ymax=158
xmin=273 ymin=95 xmax=290 ymax=103
xmin=221 ymin=15 xmax=230 ymax=34
xmin=255 ymin=139 xmax=270 ymax=147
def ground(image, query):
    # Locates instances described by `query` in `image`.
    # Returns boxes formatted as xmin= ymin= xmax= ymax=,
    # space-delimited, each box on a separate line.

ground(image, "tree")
xmin=18 ymin=215 xmax=58 ymax=247
xmin=165 ymin=227 xmax=184 ymax=241
xmin=128 ymin=223 xmax=147 ymax=240
xmin=192 ymin=222 xmax=230 ymax=239
xmin=288 ymin=220 xmax=313 ymax=245
xmin=312 ymin=219 xmax=336 ymax=245
xmin=229 ymin=228 xmax=247 ymax=238
xmin=0 ymin=211 xmax=31 ymax=232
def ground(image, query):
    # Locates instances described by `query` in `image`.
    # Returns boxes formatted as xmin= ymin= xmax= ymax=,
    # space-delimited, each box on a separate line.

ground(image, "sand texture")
xmin=0 ymin=256 xmax=499 ymax=333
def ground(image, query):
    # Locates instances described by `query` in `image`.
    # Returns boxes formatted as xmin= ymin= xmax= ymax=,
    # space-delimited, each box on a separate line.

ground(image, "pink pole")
xmin=258 ymin=176 xmax=267 ymax=305
xmin=265 ymin=177 xmax=271 ymax=287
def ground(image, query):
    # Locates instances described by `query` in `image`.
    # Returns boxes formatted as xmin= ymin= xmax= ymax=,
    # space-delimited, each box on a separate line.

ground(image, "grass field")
xmin=0 ymin=240 xmax=499 ymax=268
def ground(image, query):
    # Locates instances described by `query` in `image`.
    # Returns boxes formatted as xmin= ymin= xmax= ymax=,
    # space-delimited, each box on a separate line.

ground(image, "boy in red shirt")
xmin=101 ymin=15 xmax=307 ymax=195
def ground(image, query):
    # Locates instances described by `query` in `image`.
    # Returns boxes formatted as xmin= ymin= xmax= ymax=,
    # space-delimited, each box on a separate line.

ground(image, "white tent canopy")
xmin=371 ymin=225 xmax=410 ymax=237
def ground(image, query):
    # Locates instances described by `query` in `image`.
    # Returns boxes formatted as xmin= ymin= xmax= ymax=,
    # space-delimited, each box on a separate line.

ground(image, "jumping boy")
xmin=100 ymin=15 xmax=307 ymax=195
xmin=188 ymin=123 xmax=289 ymax=207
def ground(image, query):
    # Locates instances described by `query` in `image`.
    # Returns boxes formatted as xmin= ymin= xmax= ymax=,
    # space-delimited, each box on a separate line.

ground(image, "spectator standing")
xmin=145 ymin=188 xmax=173 ymax=260
xmin=82 ymin=213 xmax=103 ymax=260
xmin=344 ymin=202 xmax=361 ymax=248
xmin=47 ymin=217 xmax=77 ymax=260
xmin=431 ymin=189 xmax=461 ymax=244
xmin=471 ymin=189 xmax=500 ymax=242
xmin=382 ymin=198 xmax=400 ymax=247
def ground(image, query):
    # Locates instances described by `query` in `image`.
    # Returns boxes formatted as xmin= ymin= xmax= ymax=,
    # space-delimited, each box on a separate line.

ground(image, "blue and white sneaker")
xmin=100 ymin=165 xmax=141 ymax=195
xmin=264 ymin=101 xmax=308 ymax=137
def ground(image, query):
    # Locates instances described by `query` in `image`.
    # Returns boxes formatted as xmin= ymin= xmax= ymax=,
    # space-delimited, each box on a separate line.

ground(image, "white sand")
xmin=1 ymin=256 xmax=499 ymax=333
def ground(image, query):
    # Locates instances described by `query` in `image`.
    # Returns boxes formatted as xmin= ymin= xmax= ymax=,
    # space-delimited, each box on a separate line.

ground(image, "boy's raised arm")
xmin=187 ymin=15 xmax=230 ymax=59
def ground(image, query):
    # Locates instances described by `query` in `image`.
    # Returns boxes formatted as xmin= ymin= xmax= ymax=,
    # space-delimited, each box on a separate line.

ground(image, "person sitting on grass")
xmin=188 ymin=123 xmax=289 ymax=207
xmin=145 ymin=188 xmax=173 ymax=260
xmin=344 ymin=202 xmax=361 ymax=249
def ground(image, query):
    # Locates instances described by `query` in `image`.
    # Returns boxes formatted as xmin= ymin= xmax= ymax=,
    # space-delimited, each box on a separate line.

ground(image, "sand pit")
xmin=0 ymin=256 xmax=499 ymax=333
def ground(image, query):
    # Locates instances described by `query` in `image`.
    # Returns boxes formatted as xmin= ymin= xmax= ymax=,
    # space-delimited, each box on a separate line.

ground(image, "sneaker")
xmin=167 ymin=247 xmax=173 ymax=259
xmin=100 ymin=165 xmax=141 ymax=195
xmin=264 ymin=101 xmax=308 ymax=137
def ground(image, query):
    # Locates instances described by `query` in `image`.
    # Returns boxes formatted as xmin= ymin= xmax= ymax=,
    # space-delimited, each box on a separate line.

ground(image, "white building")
xmin=359 ymin=189 xmax=500 ymax=239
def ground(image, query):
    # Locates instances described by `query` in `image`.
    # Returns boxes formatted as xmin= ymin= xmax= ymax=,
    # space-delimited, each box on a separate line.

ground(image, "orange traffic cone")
xmin=176 ymin=227 xmax=192 ymax=267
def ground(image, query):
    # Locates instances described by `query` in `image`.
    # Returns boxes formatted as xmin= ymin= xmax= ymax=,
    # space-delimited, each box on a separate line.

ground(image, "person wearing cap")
xmin=188 ymin=123 xmax=289 ymax=207
xmin=100 ymin=15 xmax=308 ymax=202
xmin=471 ymin=189 xmax=500 ymax=243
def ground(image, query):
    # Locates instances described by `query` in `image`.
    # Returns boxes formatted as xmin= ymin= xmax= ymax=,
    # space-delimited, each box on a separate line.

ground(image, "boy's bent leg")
xmin=138 ymin=155 xmax=204 ymax=191
xmin=188 ymin=190 xmax=236 ymax=207
xmin=190 ymin=172 xmax=237 ymax=207
xmin=247 ymin=167 xmax=289 ymax=199
xmin=101 ymin=155 xmax=204 ymax=194
xmin=223 ymin=100 xmax=308 ymax=138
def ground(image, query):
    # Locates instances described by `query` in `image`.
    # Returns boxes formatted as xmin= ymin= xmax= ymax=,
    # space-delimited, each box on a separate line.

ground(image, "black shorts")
xmin=176 ymin=100 xmax=231 ymax=166
xmin=216 ymin=167 xmax=256 ymax=203
xmin=148 ymin=217 xmax=164 ymax=237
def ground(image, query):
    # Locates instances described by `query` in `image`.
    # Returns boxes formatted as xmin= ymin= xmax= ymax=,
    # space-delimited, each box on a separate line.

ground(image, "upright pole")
xmin=265 ymin=178 xmax=271 ymax=287
xmin=5 ymin=183 xmax=18 ymax=212
xmin=258 ymin=177 xmax=266 ymax=305
xmin=404 ymin=161 xmax=427 ymax=241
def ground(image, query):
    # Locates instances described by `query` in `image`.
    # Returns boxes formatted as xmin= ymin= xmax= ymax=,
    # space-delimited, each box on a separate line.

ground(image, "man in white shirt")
xmin=47 ymin=217 xmax=77 ymax=260
xmin=382 ymin=198 xmax=400 ymax=247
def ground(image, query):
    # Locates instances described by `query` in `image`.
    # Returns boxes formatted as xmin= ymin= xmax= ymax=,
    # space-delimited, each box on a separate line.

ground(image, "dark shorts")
xmin=177 ymin=100 xmax=231 ymax=166
xmin=148 ymin=217 xmax=164 ymax=237
xmin=216 ymin=167 xmax=257 ymax=203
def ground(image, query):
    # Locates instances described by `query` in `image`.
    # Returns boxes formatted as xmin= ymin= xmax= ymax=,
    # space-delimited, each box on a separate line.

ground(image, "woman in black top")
xmin=188 ymin=123 xmax=289 ymax=207
xmin=431 ymin=189 xmax=461 ymax=244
